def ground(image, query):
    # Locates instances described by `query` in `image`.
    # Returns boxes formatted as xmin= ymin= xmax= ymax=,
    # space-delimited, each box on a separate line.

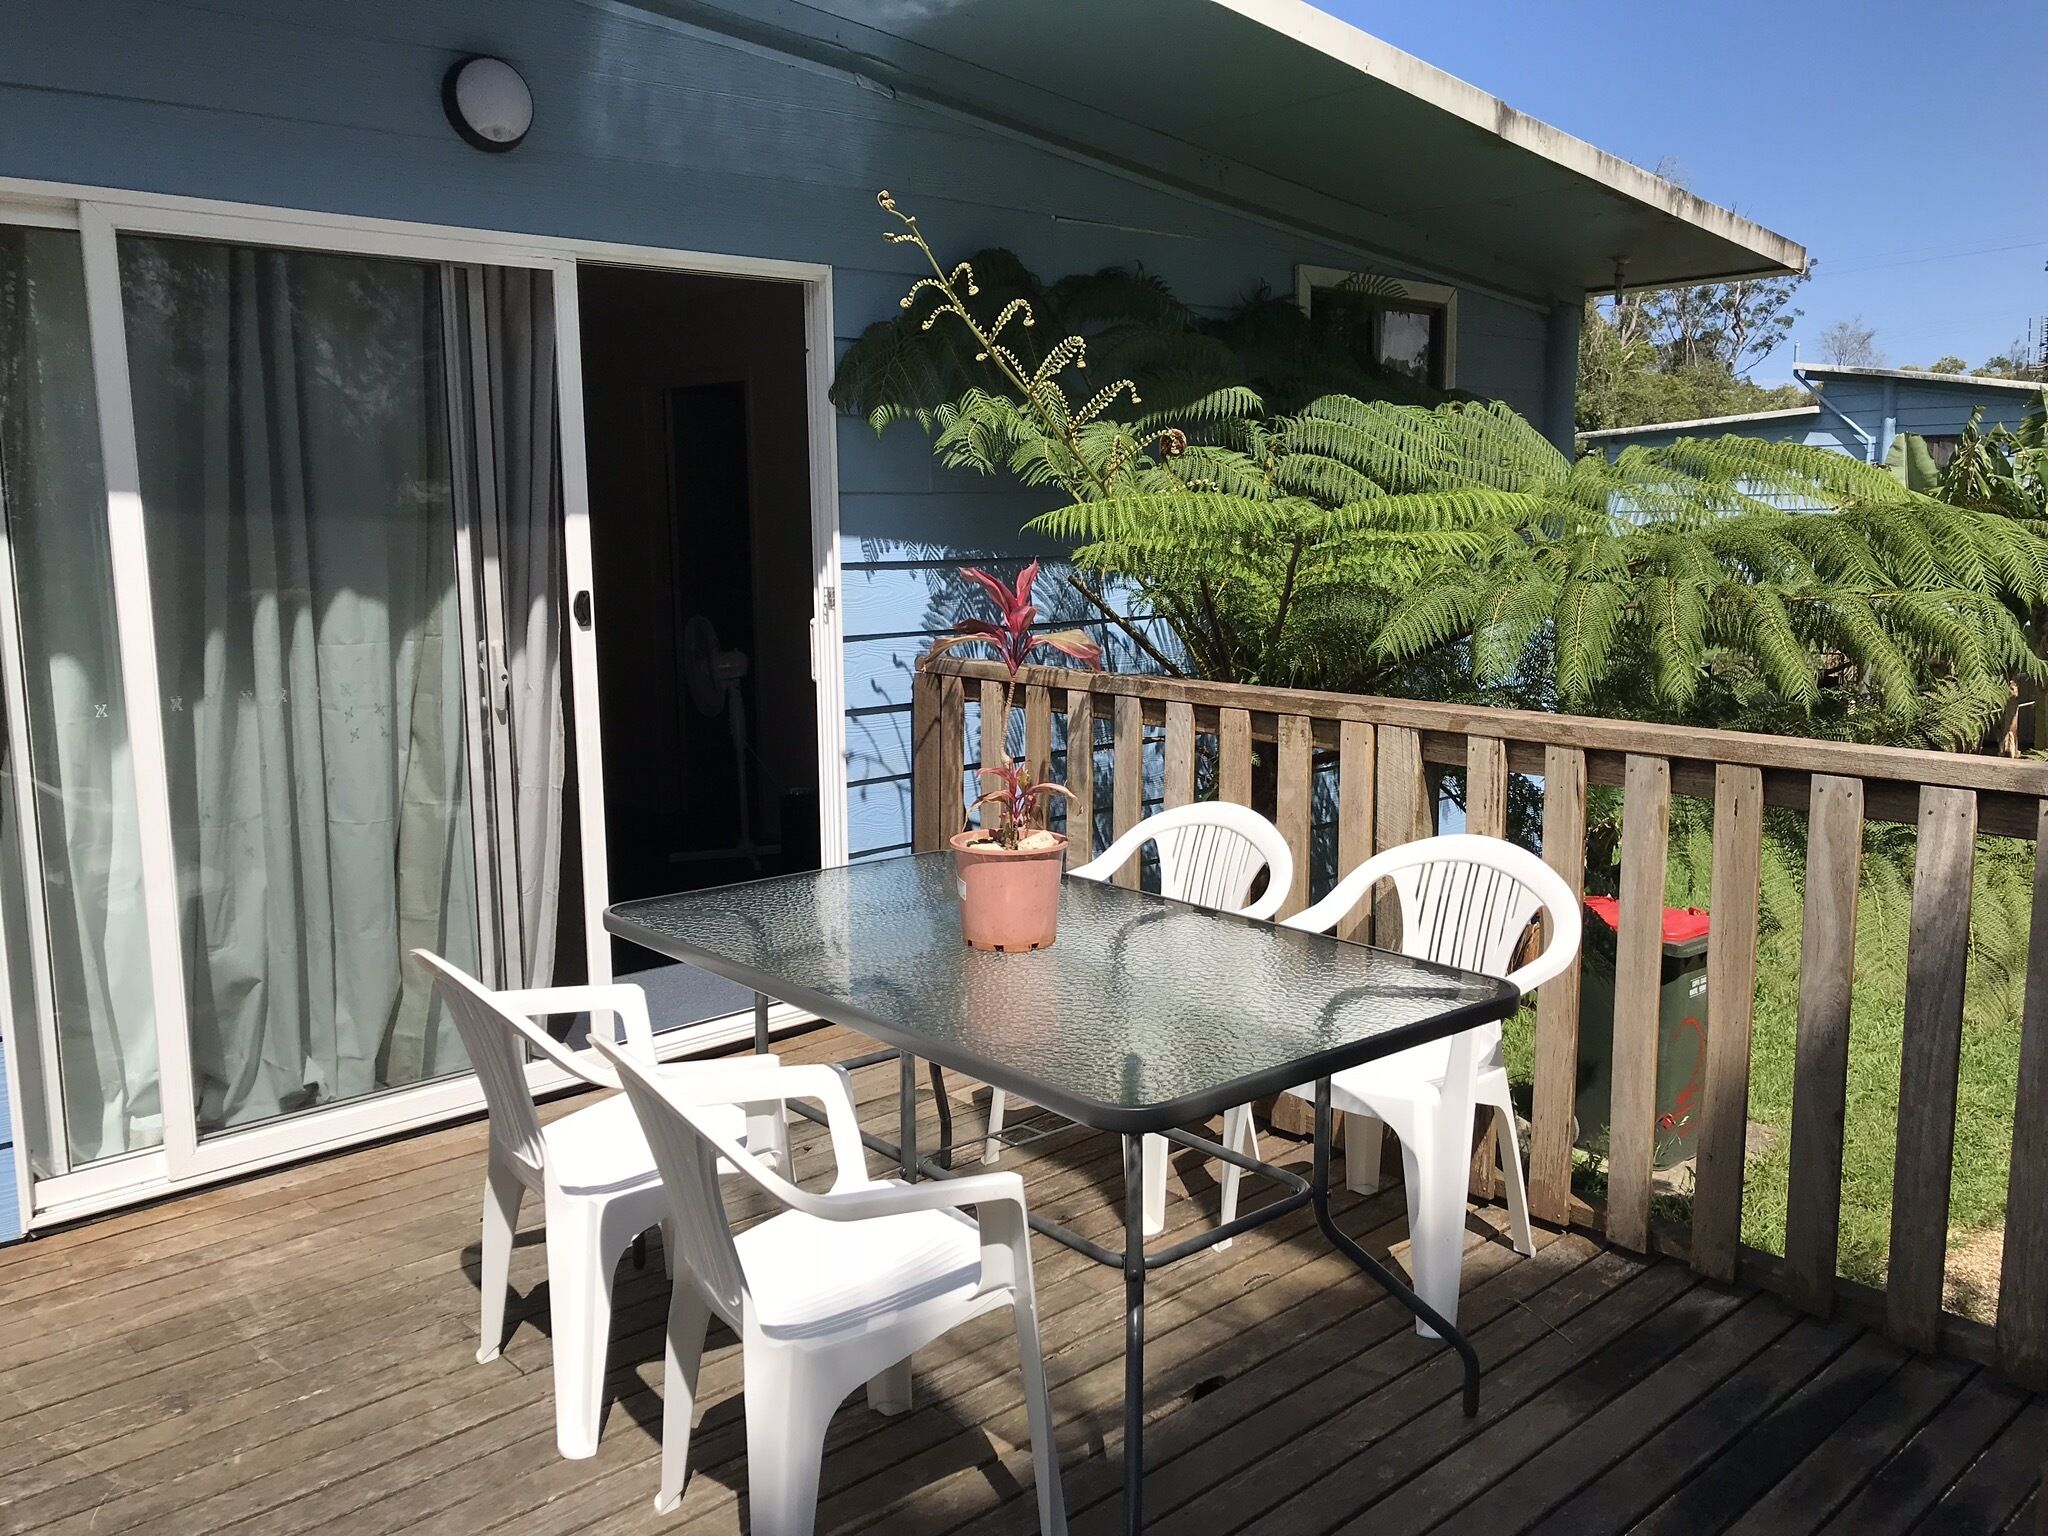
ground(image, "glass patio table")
xmin=606 ymin=852 xmax=1520 ymax=1533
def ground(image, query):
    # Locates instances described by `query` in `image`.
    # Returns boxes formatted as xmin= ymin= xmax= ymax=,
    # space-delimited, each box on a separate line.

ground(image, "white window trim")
xmin=0 ymin=175 xmax=849 ymax=1228
xmin=1295 ymin=263 xmax=1459 ymax=390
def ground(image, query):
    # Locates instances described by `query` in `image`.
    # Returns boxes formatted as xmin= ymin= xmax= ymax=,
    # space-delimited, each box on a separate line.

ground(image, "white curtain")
xmin=481 ymin=269 xmax=567 ymax=989
xmin=120 ymin=236 xmax=482 ymax=1132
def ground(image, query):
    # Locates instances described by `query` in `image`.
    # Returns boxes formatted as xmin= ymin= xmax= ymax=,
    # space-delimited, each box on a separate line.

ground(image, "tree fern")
xmin=832 ymin=224 xmax=1468 ymax=437
xmin=843 ymin=194 xmax=2048 ymax=746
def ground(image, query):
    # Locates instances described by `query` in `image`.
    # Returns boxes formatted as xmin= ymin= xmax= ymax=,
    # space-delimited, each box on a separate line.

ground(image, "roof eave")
xmin=1796 ymin=363 xmax=2047 ymax=393
xmin=1577 ymin=405 xmax=1823 ymax=442
xmin=1211 ymin=0 xmax=1808 ymax=285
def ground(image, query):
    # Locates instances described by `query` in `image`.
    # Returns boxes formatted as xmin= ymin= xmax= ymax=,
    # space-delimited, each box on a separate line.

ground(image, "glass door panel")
xmin=116 ymin=234 xmax=483 ymax=1137
xmin=0 ymin=223 xmax=163 ymax=1170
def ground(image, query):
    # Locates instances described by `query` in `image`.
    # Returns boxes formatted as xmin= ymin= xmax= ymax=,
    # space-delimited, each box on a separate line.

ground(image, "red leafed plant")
xmin=927 ymin=561 xmax=1104 ymax=848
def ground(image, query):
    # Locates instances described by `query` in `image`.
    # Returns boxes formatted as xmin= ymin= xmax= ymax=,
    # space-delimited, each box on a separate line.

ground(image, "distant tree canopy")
xmin=1576 ymin=271 xmax=1809 ymax=433
xmin=1815 ymin=315 xmax=1886 ymax=368
xmin=1903 ymin=343 xmax=2048 ymax=383
xmin=1977 ymin=343 xmax=2048 ymax=382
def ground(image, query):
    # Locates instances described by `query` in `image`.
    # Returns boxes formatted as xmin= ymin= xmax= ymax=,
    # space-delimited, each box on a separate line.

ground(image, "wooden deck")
xmin=1 ymin=1023 xmax=2039 ymax=1536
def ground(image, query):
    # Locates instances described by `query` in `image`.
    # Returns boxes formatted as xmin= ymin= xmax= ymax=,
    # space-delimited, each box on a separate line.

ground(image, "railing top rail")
xmin=922 ymin=656 xmax=2048 ymax=800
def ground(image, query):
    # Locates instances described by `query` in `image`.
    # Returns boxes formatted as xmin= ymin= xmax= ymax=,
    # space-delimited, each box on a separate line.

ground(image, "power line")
xmin=1819 ymin=237 xmax=2048 ymax=278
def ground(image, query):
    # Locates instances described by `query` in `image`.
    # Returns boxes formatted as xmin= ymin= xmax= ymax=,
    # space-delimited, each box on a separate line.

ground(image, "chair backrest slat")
xmin=1075 ymin=802 xmax=1295 ymax=920
xmin=607 ymin=1051 xmax=750 ymax=1317
xmin=1396 ymin=858 xmax=1542 ymax=978
xmin=414 ymin=951 xmax=546 ymax=1174
xmin=1289 ymin=832 xmax=1580 ymax=999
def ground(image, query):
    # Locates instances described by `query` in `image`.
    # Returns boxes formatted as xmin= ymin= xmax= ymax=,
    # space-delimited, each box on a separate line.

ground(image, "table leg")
xmin=752 ymin=992 xmax=770 ymax=1056
xmin=1311 ymin=1076 xmax=1482 ymax=1417
xmin=1121 ymin=1131 xmax=1147 ymax=1534
xmin=899 ymin=1052 xmax=920 ymax=1181
xmin=927 ymin=1061 xmax=954 ymax=1170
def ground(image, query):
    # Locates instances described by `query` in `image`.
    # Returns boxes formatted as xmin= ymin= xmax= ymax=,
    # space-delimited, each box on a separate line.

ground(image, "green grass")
xmin=1499 ymin=815 xmax=2027 ymax=1303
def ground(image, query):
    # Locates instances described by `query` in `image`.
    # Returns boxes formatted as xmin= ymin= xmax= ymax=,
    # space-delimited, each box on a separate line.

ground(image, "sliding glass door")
xmin=116 ymin=234 xmax=486 ymax=1137
xmin=0 ymin=223 xmax=163 ymax=1173
xmin=0 ymin=201 xmax=591 ymax=1206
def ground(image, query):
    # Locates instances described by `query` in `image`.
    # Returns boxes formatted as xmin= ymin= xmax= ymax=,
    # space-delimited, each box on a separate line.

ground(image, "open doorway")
xmin=575 ymin=265 xmax=821 ymax=1013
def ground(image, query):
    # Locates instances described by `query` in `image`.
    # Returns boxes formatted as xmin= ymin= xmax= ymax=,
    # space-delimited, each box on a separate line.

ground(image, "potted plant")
xmin=927 ymin=562 xmax=1103 ymax=951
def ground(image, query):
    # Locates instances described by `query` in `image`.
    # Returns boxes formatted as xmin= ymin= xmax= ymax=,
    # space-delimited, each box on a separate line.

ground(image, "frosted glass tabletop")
xmin=606 ymin=853 xmax=1519 ymax=1134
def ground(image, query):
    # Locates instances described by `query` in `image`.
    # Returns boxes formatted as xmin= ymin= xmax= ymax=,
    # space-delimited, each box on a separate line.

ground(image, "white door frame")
xmin=74 ymin=201 xmax=205 ymax=1180
xmin=0 ymin=176 xmax=847 ymax=1227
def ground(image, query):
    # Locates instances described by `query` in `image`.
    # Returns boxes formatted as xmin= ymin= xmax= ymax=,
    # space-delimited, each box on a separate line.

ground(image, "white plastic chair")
xmin=982 ymin=801 xmax=1294 ymax=1240
xmin=590 ymin=1034 xmax=1067 ymax=1535
xmin=1267 ymin=834 xmax=1580 ymax=1333
xmin=413 ymin=950 xmax=790 ymax=1459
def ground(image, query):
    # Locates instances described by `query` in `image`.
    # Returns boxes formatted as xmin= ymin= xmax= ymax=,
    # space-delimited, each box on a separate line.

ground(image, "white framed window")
xmin=1296 ymin=265 xmax=1458 ymax=390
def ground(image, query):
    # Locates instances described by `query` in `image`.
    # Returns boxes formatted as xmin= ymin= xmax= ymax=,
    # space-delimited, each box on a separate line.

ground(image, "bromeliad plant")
xmin=927 ymin=561 xmax=1103 ymax=848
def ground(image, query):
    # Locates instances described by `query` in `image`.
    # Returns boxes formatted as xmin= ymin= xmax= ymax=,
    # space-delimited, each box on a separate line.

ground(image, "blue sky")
xmin=1334 ymin=1 xmax=2048 ymax=384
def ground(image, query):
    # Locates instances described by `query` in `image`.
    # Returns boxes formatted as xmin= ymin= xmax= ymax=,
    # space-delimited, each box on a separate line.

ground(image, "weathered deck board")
xmin=0 ymin=1022 xmax=2036 ymax=1536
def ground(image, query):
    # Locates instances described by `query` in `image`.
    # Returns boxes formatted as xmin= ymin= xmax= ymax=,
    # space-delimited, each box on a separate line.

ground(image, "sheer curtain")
xmin=0 ymin=226 xmax=161 ymax=1164
xmin=481 ymin=269 xmax=568 ymax=989
xmin=119 ymin=235 xmax=482 ymax=1133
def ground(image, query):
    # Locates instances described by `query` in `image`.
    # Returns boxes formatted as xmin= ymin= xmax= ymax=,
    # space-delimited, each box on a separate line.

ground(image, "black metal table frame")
xmin=748 ymin=991 xmax=1481 ymax=1534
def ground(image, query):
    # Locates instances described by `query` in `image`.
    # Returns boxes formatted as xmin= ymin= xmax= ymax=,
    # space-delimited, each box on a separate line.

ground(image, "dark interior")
xmin=575 ymin=264 xmax=820 ymax=987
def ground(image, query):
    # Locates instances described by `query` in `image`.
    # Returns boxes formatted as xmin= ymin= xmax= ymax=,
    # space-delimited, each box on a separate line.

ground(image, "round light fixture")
xmin=443 ymin=56 xmax=532 ymax=152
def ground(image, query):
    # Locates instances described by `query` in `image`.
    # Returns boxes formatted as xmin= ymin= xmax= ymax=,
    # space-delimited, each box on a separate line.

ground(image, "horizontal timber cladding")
xmin=915 ymin=656 xmax=2048 ymax=1385
xmin=0 ymin=0 xmax=1562 ymax=869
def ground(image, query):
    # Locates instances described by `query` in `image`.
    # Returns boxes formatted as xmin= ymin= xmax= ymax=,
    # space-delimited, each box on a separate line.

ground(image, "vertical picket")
xmin=1606 ymin=753 xmax=1671 ymax=1253
xmin=1784 ymin=773 xmax=1864 ymax=1316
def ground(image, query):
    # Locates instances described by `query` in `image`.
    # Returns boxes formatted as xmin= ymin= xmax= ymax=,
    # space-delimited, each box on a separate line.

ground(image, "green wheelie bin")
xmin=1573 ymin=896 xmax=1710 ymax=1170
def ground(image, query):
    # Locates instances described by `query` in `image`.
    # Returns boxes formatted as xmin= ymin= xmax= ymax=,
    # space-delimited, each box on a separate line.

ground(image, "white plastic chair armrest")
xmin=1503 ymin=901 xmax=1583 ymax=998
xmin=1070 ymin=809 xmax=1175 ymax=885
xmin=651 ymin=1053 xmax=785 ymax=1089
xmin=1069 ymin=842 xmax=1134 ymax=885
xmin=652 ymin=1054 xmax=787 ymax=1162
xmin=800 ymin=1169 xmax=1028 ymax=1223
xmin=1236 ymin=882 xmax=1289 ymax=922
xmin=497 ymin=1023 xmax=620 ymax=1091
xmin=1282 ymin=873 xmax=1375 ymax=937
xmin=494 ymin=983 xmax=658 ymax=1059
xmin=660 ymin=1060 xmax=869 ymax=1190
xmin=807 ymin=1171 xmax=1038 ymax=1298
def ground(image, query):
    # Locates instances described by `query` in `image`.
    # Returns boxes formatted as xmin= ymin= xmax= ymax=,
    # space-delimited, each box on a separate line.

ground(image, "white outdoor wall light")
xmin=443 ymin=56 xmax=533 ymax=152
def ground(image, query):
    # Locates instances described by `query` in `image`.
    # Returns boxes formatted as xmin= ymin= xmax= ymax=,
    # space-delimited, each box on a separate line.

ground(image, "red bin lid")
xmin=1584 ymin=896 xmax=1710 ymax=945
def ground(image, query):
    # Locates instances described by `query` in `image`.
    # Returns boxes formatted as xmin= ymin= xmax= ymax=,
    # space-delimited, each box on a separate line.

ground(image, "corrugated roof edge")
xmin=1577 ymin=405 xmax=1822 ymax=442
xmin=1796 ymin=363 xmax=2048 ymax=394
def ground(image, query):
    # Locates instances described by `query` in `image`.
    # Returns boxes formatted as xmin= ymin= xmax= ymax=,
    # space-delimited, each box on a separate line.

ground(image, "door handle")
xmin=572 ymin=589 xmax=593 ymax=629
xmin=488 ymin=643 xmax=512 ymax=723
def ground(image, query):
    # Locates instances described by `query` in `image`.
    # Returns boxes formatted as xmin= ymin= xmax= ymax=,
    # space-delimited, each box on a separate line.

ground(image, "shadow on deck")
xmin=0 ymin=1023 xmax=2039 ymax=1536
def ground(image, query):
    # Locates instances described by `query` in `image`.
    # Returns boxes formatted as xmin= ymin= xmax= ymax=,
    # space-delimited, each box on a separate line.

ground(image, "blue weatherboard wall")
xmin=1796 ymin=372 xmax=2040 ymax=464
xmin=0 ymin=0 xmax=1581 ymax=1228
xmin=0 ymin=0 xmax=1565 ymax=872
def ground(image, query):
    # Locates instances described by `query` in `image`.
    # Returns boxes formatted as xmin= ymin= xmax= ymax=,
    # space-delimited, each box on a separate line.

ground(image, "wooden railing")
xmin=910 ymin=654 xmax=2048 ymax=1387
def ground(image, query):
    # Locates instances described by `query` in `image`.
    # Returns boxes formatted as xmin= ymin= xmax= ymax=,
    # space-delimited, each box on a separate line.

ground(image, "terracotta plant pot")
xmin=949 ymin=829 xmax=1068 ymax=952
